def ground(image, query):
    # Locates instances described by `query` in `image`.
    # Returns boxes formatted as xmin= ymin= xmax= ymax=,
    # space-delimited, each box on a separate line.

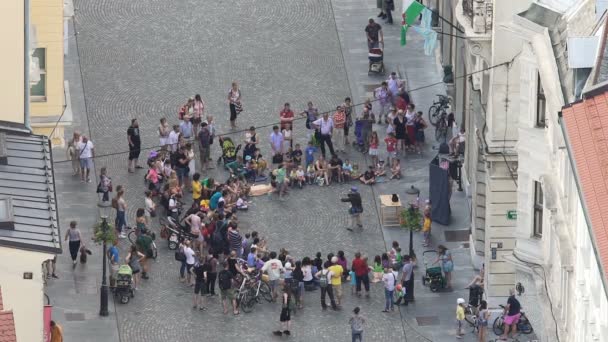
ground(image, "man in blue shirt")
xmin=107 ymin=240 xmax=120 ymax=287
xmin=209 ymin=190 xmax=222 ymax=211
xmin=247 ymin=247 xmax=257 ymax=267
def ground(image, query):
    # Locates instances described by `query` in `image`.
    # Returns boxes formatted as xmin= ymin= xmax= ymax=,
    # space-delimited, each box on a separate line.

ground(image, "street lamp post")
xmin=405 ymin=185 xmax=421 ymax=257
xmin=98 ymin=201 xmax=111 ymax=317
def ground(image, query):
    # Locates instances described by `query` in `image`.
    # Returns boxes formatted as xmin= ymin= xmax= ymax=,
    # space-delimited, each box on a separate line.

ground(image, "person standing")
xmin=381 ymin=266 xmax=397 ymax=312
xmin=107 ymin=239 xmax=120 ymax=287
xmin=96 ymin=167 xmax=112 ymax=203
xmin=262 ymin=251 xmax=285 ymax=301
xmin=204 ymin=115 xmax=216 ymax=164
xmin=192 ymin=258 xmax=210 ymax=311
xmin=343 ymin=97 xmax=354 ymax=145
xmin=500 ymin=288 xmax=522 ymax=341
xmin=279 ymin=103 xmax=295 ymax=149
xmin=228 ymin=81 xmax=242 ymax=130
xmin=376 ymin=0 xmax=386 ymax=19
xmin=342 ymin=186 xmax=363 ymax=231
xmin=365 ymin=18 xmax=383 ymax=49
xmin=313 ymin=112 xmax=335 ymax=158
xmin=328 ymin=256 xmax=344 ymax=306
xmin=374 ymin=82 xmax=391 ymax=124
xmin=205 ymin=253 xmax=218 ymax=296
xmin=64 ymin=221 xmax=83 ymax=267
xmin=180 ymin=115 xmax=194 ymax=141
xmin=300 ymin=101 xmax=319 ymax=141
xmin=192 ymin=94 xmax=205 ymax=135
xmin=273 ymin=285 xmax=293 ymax=336
xmin=434 ymin=245 xmax=453 ymax=288
xmin=333 ymin=106 xmax=346 ymax=153
xmin=349 ymin=307 xmax=366 ymax=342
xmin=396 ymin=255 xmax=414 ymax=305
xmin=114 ymin=187 xmax=128 ymax=238
xmin=316 ymin=260 xmax=338 ymax=310
xmin=269 ymin=126 xmax=284 ymax=163
xmin=77 ymin=135 xmax=94 ymax=183
xmin=167 ymin=125 xmax=180 ymax=153
xmin=351 ymin=252 xmax=370 ymax=297
xmin=158 ymin=118 xmax=170 ymax=149
xmin=218 ymin=261 xmax=239 ymax=315
xmin=197 ymin=122 xmax=211 ymax=171
xmin=50 ymin=320 xmax=63 ymax=342
xmin=387 ymin=72 xmax=403 ymax=104
xmin=477 ymin=300 xmax=490 ymax=342
xmin=384 ymin=0 xmax=394 ymax=24
xmin=127 ymin=119 xmax=142 ymax=173
xmin=67 ymin=131 xmax=82 ymax=176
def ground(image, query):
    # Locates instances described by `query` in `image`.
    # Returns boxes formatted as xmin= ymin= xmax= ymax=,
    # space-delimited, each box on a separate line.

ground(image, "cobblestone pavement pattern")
xmin=65 ymin=0 xmax=416 ymax=341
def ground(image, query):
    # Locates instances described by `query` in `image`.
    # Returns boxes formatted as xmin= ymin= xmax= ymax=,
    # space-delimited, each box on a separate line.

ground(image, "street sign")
xmin=507 ymin=210 xmax=517 ymax=220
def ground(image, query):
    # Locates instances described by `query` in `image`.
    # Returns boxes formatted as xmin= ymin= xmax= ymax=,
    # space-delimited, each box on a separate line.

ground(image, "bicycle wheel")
xmin=464 ymin=307 xmax=477 ymax=327
xmin=259 ymin=282 xmax=273 ymax=302
xmin=128 ymin=231 xmax=137 ymax=245
xmin=435 ymin=127 xmax=447 ymax=143
xmin=240 ymin=293 xmax=255 ymax=313
xmin=519 ymin=316 xmax=534 ymax=334
xmin=428 ymin=105 xmax=440 ymax=126
xmin=492 ymin=316 xmax=505 ymax=336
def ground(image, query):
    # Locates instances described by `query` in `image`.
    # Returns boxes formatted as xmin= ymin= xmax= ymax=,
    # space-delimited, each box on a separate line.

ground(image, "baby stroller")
xmin=421 ymin=250 xmax=446 ymax=292
xmin=115 ymin=265 xmax=135 ymax=304
xmin=354 ymin=120 xmax=365 ymax=152
xmin=368 ymin=47 xmax=385 ymax=75
xmin=217 ymin=136 xmax=241 ymax=167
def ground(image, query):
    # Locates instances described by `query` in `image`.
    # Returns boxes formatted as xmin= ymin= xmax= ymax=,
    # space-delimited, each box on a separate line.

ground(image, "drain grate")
xmin=415 ymin=316 xmax=440 ymax=326
xmin=64 ymin=312 xmax=85 ymax=321
xmin=444 ymin=230 xmax=470 ymax=242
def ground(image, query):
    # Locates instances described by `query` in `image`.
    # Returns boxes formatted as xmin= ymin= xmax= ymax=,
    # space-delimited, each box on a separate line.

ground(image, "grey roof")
xmin=595 ymin=26 xmax=608 ymax=84
xmin=0 ymin=130 xmax=61 ymax=254
xmin=519 ymin=3 xmax=572 ymax=103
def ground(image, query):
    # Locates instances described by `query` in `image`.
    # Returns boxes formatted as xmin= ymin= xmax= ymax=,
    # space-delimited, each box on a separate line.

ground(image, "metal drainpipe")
xmin=24 ymin=0 xmax=31 ymax=131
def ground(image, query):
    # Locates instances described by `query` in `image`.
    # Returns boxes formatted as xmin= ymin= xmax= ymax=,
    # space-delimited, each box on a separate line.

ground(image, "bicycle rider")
xmin=500 ymin=288 xmax=522 ymax=341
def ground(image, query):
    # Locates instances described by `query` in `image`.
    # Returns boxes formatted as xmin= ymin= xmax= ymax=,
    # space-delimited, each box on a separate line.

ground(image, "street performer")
xmin=342 ymin=187 xmax=363 ymax=232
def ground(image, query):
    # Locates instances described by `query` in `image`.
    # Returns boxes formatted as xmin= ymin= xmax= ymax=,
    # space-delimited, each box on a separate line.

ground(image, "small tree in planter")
xmin=400 ymin=205 xmax=423 ymax=261
xmin=92 ymin=219 xmax=116 ymax=245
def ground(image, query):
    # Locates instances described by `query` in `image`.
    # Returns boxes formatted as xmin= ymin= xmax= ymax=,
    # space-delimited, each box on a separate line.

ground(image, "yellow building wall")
xmin=0 ymin=0 xmax=25 ymax=125
xmin=31 ymin=0 xmax=64 ymax=117
xmin=0 ymin=247 xmax=54 ymax=342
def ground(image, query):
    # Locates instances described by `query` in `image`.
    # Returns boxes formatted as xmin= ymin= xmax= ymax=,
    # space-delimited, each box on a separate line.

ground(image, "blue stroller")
xmin=354 ymin=120 xmax=364 ymax=151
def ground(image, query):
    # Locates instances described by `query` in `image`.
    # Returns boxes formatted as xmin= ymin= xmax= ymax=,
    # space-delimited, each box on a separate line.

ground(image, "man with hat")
xmin=342 ymin=187 xmax=363 ymax=231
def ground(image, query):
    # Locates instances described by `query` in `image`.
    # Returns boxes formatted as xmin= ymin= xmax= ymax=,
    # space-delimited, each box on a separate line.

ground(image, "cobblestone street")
xmin=47 ymin=0 xmax=480 ymax=341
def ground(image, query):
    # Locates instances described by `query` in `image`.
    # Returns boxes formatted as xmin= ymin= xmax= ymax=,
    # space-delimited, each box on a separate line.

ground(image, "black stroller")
xmin=217 ymin=136 xmax=241 ymax=167
xmin=368 ymin=47 xmax=385 ymax=75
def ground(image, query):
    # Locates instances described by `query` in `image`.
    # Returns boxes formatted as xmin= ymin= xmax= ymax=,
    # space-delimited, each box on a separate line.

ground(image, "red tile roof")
xmin=562 ymin=90 xmax=608 ymax=284
xmin=0 ymin=287 xmax=16 ymax=342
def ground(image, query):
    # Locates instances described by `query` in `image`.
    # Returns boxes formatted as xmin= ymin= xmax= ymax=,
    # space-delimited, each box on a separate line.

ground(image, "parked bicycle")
xmin=463 ymin=304 xmax=479 ymax=334
xmin=492 ymin=304 xmax=534 ymax=336
xmin=428 ymin=94 xmax=450 ymax=126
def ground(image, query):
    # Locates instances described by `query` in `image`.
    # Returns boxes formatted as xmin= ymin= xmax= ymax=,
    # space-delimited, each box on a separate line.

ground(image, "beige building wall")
xmin=31 ymin=0 xmax=65 ymax=143
xmin=0 ymin=0 xmax=25 ymax=125
xmin=0 ymin=247 xmax=54 ymax=342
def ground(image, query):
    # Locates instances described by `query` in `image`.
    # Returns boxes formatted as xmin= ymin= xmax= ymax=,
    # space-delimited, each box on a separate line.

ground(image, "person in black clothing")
xmin=174 ymin=146 xmax=190 ymax=187
xmin=192 ymin=259 xmax=210 ymax=311
xmin=501 ymin=288 xmax=522 ymax=340
xmin=342 ymin=187 xmax=363 ymax=231
xmin=127 ymin=119 xmax=142 ymax=172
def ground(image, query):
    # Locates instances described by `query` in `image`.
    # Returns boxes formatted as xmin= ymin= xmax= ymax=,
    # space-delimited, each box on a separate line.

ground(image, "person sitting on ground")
xmin=359 ymin=166 xmax=376 ymax=185
xmin=306 ymin=163 xmax=315 ymax=184
xmin=226 ymin=156 xmax=246 ymax=177
xmin=390 ymin=158 xmax=401 ymax=179
xmin=295 ymin=165 xmax=306 ymax=188
xmin=374 ymin=160 xmax=386 ymax=177
xmin=328 ymin=154 xmax=343 ymax=184
xmin=292 ymin=143 xmax=303 ymax=165
xmin=253 ymin=149 xmax=268 ymax=176
xmin=288 ymin=167 xmax=298 ymax=187
xmin=342 ymin=159 xmax=353 ymax=181
xmin=314 ymin=156 xmax=329 ymax=186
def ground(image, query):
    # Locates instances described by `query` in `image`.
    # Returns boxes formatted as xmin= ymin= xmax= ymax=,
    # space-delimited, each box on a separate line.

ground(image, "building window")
xmin=533 ymin=181 xmax=543 ymax=237
xmin=536 ymin=74 xmax=546 ymax=127
xmin=30 ymin=48 xmax=46 ymax=101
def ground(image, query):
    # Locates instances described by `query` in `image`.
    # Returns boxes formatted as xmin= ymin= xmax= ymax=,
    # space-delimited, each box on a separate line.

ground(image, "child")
xmin=363 ymin=98 xmax=373 ymax=114
xmin=372 ymin=255 xmax=383 ymax=283
xmin=422 ymin=211 xmax=432 ymax=247
xmin=394 ymin=283 xmax=406 ymax=304
xmin=368 ymin=131 xmax=379 ymax=166
xmin=394 ymin=247 xmax=402 ymax=270
xmin=390 ymin=158 xmax=402 ymax=179
xmin=477 ymin=300 xmax=490 ymax=342
xmin=374 ymin=160 xmax=386 ymax=177
xmin=342 ymin=159 xmax=353 ymax=181
xmin=359 ymin=166 xmax=376 ymax=185
xmin=292 ymin=143 xmax=303 ymax=165
xmin=305 ymin=141 xmax=317 ymax=168
xmin=192 ymin=173 xmax=202 ymax=203
xmin=384 ymin=132 xmax=398 ymax=165
xmin=306 ymin=163 xmax=315 ymax=185
xmin=351 ymin=164 xmax=361 ymax=179
xmin=349 ymin=269 xmax=357 ymax=295
xmin=295 ymin=165 xmax=306 ymax=188
xmin=456 ymin=298 xmax=466 ymax=339
xmin=146 ymin=161 xmax=161 ymax=194
xmin=289 ymin=168 xmax=298 ymax=187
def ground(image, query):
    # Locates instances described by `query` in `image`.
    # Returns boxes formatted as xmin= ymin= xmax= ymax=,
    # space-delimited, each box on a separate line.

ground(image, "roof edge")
xmin=582 ymin=79 xmax=608 ymax=98
xmin=0 ymin=240 xmax=61 ymax=255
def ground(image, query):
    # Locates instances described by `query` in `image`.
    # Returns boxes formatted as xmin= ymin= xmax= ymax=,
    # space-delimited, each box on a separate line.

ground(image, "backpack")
xmin=218 ymin=271 xmax=232 ymax=290
xmin=319 ymin=271 xmax=329 ymax=288
xmin=111 ymin=197 xmax=118 ymax=209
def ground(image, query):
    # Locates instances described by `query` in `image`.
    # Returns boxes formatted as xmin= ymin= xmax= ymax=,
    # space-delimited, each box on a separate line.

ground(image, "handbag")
xmin=234 ymin=102 xmax=243 ymax=114
xmin=79 ymin=246 xmax=88 ymax=264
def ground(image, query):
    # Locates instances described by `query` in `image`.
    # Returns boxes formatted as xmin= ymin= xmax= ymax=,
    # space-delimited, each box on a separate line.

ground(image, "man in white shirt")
xmin=387 ymin=72 xmax=404 ymax=104
xmin=269 ymin=126 xmax=284 ymax=161
xmin=167 ymin=125 xmax=180 ymax=152
xmin=313 ymin=112 xmax=336 ymax=158
xmin=262 ymin=251 xmax=284 ymax=301
xmin=77 ymin=135 xmax=94 ymax=183
xmin=382 ymin=266 xmax=398 ymax=312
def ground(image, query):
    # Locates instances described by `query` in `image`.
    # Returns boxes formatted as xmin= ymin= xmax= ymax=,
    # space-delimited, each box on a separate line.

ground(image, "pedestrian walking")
xmin=64 ymin=221 xmax=83 ymax=267
xmin=127 ymin=119 xmax=142 ymax=172
xmin=192 ymin=94 xmax=205 ymax=135
xmin=434 ymin=244 xmax=453 ymax=288
xmin=351 ymin=252 xmax=370 ymax=297
xmin=349 ymin=307 xmax=366 ymax=342
xmin=313 ymin=112 xmax=335 ymax=158
xmin=316 ymin=260 xmax=338 ymax=310
xmin=67 ymin=131 xmax=81 ymax=176
xmin=333 ymin=106 xmax=346 ymax=152
xmin=374 ymin=82 xmax=391 ymax=124
xmin=273 ymin=284 xmax=293 ymax=336
xmin=381 ymin=266 xmax=397 ymax=312
xmin=158 ymin=117 xmax=170 ymax=148
xmin=96 ymin=167 xmax=112 ymax=203
xmin=456 ymin=298 xmax=466 ymax=338
xmin=342 ymin=187 xmax=363 ymax=231
xmin=77 ymin=135 xmax=94 ymax=183
xmin=228 ymin=81 xmax=242 ymax=130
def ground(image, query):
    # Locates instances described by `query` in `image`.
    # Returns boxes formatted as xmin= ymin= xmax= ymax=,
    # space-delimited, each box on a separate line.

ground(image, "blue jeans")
xmin=384 ymin=289 xmax=394 ymax=310
xmin=180 ymin=260 xmax=187 ymax=278
xmin=352 ymin=331 xmax=363 ymax=342
xmin=115 ymin=210 xmax=126 ymax=233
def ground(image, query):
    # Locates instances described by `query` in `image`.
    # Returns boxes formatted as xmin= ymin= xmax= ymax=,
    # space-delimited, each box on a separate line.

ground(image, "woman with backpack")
xmin=273 ymin=284 xmax=294 ymax=336
xmin=315 ymin=261 xmax=338 ymax=310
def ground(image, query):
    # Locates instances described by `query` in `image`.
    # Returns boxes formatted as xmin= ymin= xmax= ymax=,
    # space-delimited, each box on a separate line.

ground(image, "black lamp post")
xmin=405 ymin=185 xmax=420 ymax=257
xmin=98 ymin=201 xmax=111 ymax=317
